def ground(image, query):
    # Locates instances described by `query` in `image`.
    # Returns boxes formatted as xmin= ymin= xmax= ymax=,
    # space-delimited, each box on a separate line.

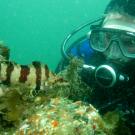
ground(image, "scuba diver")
xmin=56 ymin=0 xmax=135 ymax=133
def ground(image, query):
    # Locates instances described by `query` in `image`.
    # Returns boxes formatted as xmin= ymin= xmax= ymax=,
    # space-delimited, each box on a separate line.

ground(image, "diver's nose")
xmin=105 ymin=41 xmax=123 ymax=59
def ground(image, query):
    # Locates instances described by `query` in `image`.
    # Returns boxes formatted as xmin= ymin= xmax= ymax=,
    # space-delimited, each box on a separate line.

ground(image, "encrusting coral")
xmin=14 ymin=98 xmax=116 ymax=135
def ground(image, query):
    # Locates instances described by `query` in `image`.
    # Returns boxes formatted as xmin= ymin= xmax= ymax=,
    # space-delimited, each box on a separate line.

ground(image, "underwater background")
xmin=0 ymin=0 xmax=110 ymax=71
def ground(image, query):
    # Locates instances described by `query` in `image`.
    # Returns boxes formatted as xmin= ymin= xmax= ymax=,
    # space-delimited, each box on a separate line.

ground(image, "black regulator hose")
xmin=61 ymin=17 xmax=104 ymax=60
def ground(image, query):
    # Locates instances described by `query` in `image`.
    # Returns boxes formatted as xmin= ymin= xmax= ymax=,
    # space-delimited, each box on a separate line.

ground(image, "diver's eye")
xmin=131 ymin=39 xmax=135 ymax=45
xmin=121 ymin=34 xmax=135 ymax=45
xmin=105 ymin=32 xmax=112 ymax=40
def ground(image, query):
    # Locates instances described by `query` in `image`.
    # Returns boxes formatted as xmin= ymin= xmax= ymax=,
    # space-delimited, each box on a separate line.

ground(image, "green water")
xmin=0 ymin=0 xmax=110 ymax=71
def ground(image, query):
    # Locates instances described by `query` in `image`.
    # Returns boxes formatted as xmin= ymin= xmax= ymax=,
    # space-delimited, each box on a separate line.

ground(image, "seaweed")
xmin=51 ymin=57 xmax=93 ymax=102
xmin=102 ymin=110 xmax=131 ymax=135
xmin=0 ymin=85 xmax=34 ymax=130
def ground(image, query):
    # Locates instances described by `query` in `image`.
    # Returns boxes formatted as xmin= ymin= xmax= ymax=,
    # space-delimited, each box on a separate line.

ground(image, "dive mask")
xmin=90 ymin=27 xmax=135 ymax=58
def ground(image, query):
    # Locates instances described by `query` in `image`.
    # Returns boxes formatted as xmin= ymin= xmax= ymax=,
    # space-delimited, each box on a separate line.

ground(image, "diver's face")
xmin=102 ymin=12 xmax=135 ymax=63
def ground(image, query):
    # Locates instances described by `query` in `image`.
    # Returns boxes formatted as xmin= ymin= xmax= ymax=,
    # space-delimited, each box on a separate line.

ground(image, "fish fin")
xmin=0 ymin=41 xmax=10 ymax=61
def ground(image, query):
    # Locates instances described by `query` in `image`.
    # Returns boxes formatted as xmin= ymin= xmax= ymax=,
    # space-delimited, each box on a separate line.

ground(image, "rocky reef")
xmin=0 ymin=42 xmax=131 ymax=134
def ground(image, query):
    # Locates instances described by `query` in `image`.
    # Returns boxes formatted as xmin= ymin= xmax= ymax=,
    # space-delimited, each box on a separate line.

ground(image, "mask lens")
xmin=90 ymin=30 xmax=112 ymax=52
xmin=120 ymin=33 xmax=135 ymax=57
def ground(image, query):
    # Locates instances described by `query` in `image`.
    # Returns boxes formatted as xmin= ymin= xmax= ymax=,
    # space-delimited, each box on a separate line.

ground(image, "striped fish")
xmin=0 ymin=61 xmax=66 ymax=95
xmin=0 ymin=43 xmax=68 ymax=96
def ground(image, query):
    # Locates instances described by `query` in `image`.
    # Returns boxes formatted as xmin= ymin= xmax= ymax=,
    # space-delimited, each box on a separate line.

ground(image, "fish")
xmin=1 ymin=61 xmax=47 ymax=88
xmin=0 ymin=60 xmax=67 ymax=95
xmin=0 ymin=42 xmax=68 ymax=96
